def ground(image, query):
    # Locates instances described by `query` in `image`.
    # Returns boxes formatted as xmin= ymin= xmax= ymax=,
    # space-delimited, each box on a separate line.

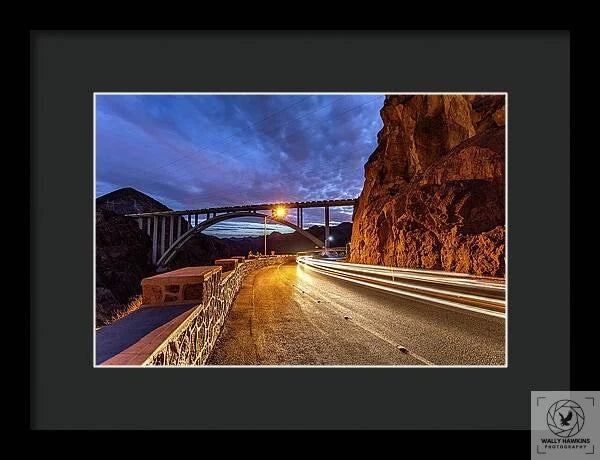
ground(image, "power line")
xmin=103 ymin=95 xmax=327 ymax=178
xmin=105 ymin=95 xmax=359 ymax=180
xmin=98 ymin=95 xmax=383 ymax=208
xmin=172 ymin=141 xmax=374 ymax=206
xmin=148 ymin=95 xmax=313 ymax=171
xmin=121 ymin=96 xmax=382 ymax=206
xmin=158 ymin=95 xmax=378 ymax=178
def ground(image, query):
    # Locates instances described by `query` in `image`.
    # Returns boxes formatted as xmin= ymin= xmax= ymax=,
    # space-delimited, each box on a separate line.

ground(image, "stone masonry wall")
xmin=144 ymin=255 xmax=294 ymax=366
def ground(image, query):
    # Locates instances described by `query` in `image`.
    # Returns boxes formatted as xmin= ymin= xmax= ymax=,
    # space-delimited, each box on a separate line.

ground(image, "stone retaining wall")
xmin=136 ymin=255 xmax=294 ymax=366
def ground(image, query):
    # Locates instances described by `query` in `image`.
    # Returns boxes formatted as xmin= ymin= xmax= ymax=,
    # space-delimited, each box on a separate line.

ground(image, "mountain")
xmin=95 ymin=207 xmax=153 ymax=325
xmin=96 ymin=187 xmax=171 ymax=214
xmin=349 ymin=95 xmax=505 ymax=277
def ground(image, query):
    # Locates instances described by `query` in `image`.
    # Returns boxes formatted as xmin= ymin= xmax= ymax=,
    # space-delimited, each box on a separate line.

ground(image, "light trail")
xmin=296 ymin=256 xmax=506 ymax=319
xmin=301 ymin=257 xmax=505 ymax=294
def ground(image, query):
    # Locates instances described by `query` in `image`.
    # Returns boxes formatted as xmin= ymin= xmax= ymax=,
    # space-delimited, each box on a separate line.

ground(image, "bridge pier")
xmin=177 ymin=215 xmax=182 ymax=238
xmin=169 ymin=216 xmax=174 ymax=246
xmin=160 ymin=216 xmax=166 ymax=257
xmin=325 ymin=205 xmax=330 ymax=248
xmin=146 ymin=217 xmax=152 ymax=236
xmin=152 ymin=216 xmax=158 ymax=265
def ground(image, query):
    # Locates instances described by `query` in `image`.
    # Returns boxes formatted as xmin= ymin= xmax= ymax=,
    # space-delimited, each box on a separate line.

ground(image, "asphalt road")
xmin=207 ymin=262 xmax=505 ymax=366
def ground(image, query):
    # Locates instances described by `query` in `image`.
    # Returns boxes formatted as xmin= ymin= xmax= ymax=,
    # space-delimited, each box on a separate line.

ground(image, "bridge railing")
xmin=123 ymin=198 xmax=357 ymax=218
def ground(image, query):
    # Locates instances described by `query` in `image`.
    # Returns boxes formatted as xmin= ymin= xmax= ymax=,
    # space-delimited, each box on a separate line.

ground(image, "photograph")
xmin=94 ymin=93 xmax=506 ymax=367
xmin=32 ymin=30 xmax=577 ymax=439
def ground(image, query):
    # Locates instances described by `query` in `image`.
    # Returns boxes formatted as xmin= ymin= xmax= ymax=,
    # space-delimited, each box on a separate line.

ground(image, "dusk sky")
xmin=96 ymin=94 xmax=384 ymax=237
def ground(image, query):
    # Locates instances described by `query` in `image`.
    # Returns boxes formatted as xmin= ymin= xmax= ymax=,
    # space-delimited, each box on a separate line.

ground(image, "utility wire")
xmin=173 ymin=141 xmax=373 ymax=206
xmin=99 ymin=95 xmax=383 ymax=208
xmin=128 ymin=97 xmax=381 ymax=206
xmin=103 ymin=95 xmax=336 ymax=178
xmin=157 ymin=95 xmax=378 ymax=178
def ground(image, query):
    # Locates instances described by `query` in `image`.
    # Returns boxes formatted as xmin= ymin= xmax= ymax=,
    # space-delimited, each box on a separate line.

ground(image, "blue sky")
xmin=96 ymin=94 xmax=384 ymax=237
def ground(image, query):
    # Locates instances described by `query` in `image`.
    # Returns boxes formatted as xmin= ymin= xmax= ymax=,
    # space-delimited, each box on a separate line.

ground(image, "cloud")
xmin=96 ymin=94 xmax=384 ymax=236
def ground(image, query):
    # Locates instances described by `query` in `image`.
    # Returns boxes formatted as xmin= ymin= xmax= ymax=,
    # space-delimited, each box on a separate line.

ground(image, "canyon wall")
xmin=349 ymin=95 xmax=505 ymax=277
xmin=96 ymin=208 xmax=153 ymax=325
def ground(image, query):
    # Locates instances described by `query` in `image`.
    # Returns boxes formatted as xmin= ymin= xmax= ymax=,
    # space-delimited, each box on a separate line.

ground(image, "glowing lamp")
xmin=273 ymin=207 xmax=287 ymax=219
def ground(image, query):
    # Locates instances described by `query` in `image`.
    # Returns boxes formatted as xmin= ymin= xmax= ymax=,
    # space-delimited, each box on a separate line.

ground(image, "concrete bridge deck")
xmin=124 ymin=198 xmax=357 ymax=217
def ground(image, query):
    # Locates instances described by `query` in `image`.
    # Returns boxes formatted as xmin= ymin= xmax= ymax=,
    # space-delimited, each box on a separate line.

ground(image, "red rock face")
xmin=349 ymin=95 xmax=505 ymax=277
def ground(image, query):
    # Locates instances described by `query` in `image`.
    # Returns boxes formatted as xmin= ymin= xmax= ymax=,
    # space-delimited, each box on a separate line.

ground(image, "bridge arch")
xmin=156 ymin=211 xmax=323 ymax=270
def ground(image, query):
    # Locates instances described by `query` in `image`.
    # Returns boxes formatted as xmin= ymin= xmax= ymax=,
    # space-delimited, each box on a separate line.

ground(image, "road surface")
xmin=207 ymin=261 xmax=505 ymax=366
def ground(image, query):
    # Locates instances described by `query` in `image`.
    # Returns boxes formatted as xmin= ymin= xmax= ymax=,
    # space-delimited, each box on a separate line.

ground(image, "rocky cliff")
xmin=96 ymin=208 xmax=153 ymax=325
xmin=349 ymin=95 xmax=505 ymax=277
xmin=96 ymin=188 xmax=188 ymax=325
xmin=97 ymin=187 xmax=172 ymax=215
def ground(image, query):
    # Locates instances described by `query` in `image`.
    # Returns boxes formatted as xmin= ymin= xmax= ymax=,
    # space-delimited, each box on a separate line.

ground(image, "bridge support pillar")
xmin=160 ymin=216 xmax=166 ymax=257
xmin=187 ymin=214 xmax=192 ymax=229
xmin=152 ymin=217 xmax=158 ymax=265
xmin=324 ymin=205 xmax=330 ymax=248
xmin=177 ymin=215 xmax=182 ymax=239
xmin=146 ymin=217 xmax=152 ymax=236
xmin=169 ymin=216 xmax=174 ymax=246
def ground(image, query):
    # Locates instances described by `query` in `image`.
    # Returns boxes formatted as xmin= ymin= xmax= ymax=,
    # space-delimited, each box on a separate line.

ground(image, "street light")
xmin=265 ymin=207 xmax=287 ymax=256
xmin=273 ymin=206 xmax=287 ymax=219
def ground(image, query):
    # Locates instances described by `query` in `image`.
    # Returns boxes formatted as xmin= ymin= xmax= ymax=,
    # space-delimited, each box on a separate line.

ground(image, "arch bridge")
xmin=125 ymin=198 xmax=356 ymax=271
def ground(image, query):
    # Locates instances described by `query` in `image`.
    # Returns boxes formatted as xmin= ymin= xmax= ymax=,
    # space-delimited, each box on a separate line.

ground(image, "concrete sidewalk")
xmin=96 ymin=303 xmax=196 ymax=364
